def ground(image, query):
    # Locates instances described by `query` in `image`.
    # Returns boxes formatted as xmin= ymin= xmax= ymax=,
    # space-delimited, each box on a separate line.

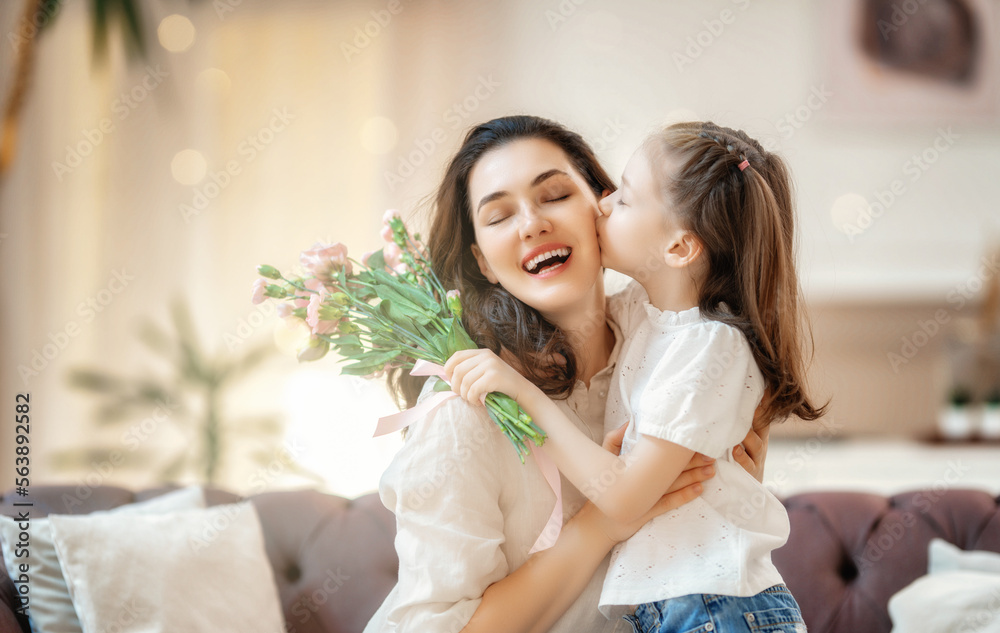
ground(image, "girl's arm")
xmin=446 ymin=350 xmax=693 ymax=525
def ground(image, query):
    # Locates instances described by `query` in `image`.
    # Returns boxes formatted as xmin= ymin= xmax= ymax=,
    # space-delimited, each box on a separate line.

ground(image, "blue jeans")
xmin=622 ymin=584 xmax=807 ymax=633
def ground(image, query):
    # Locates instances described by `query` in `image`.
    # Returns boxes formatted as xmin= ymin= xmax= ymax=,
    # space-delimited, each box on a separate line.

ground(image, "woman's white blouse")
xmin=363 ymin=306 xmax=632 ymax=633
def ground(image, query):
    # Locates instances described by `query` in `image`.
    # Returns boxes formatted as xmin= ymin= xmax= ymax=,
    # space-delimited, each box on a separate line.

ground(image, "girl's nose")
xmin=517 ymin=205 xmax=551 ymax=240
xmin=598 ymin=192 xmax=613 ymax=217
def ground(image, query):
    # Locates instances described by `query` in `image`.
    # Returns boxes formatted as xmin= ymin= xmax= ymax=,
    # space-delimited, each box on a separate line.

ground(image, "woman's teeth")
xmin=524 ymin=247 xmax=571 ymax=273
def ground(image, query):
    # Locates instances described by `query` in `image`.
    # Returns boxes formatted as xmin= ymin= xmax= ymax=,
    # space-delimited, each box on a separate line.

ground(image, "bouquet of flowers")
xmin=252 ymin=210 xmax=546 ymax=461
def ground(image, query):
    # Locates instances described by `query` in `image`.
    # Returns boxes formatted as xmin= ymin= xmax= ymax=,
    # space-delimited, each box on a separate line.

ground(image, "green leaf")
xmin=445 ymin=318 xmax=478 ymax=355
xmin=36 ymin=0 xmax=65 ymax=33
xmin=378 ymin=299 xmax=420 ymax=331
xmin=335 ymin=345 xmax=364 ymax=357
xmin=117 ymin=0 xmax=146 ymax=59
xmin=392 ymin=278 xmax=442 ymax=313
xmin=136 ymin=320 xmax=174 ymax=359
xmin=67 ymin=369 xmax=122 ymax=393
xmin=341 ymin=350 xmax=400 ymax=375
xmin=374 ymin=285 xmax=429 ymax=318
xmin=421 ymin=332 xmax=448 ymax=361
xmin=365 ymin=249 xmax=387 ymax=271
xmin=332 ymin=334 xmax=362 ymax=348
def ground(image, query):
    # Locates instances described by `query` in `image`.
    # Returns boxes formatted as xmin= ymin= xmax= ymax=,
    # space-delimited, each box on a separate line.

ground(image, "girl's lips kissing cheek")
xmin=521 ymin=245 xmax=573 ymax=277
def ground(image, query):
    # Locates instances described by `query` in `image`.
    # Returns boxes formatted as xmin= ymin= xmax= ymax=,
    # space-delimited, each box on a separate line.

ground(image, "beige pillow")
xmin=49 ymin=502 xmax=284 ymax=633
xmin=0 ymin=486 xmax=204 ymax=633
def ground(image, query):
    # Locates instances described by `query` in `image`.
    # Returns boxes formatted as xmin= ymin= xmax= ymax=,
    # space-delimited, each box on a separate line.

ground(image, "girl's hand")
xmin=579 ymin=460 xmax=715 ymax=544
xmin=601 ymin=423 xmax=628 ymax=455
xmin=733 ymin=418 xmax=769 ymax=483
xmin=444 ymin=349 xmax=535 ymax=407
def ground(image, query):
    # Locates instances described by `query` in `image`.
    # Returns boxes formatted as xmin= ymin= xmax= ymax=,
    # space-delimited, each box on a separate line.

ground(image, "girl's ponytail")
xmin=649 ymin=122 xmax=826 ymax=425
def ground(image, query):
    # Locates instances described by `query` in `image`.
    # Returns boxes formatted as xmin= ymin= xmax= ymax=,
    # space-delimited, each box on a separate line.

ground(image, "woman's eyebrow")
xmin=532 ymin=169 xmax=569 ymax=187
xmin=476 ymin=169 xmax=571 ymax=214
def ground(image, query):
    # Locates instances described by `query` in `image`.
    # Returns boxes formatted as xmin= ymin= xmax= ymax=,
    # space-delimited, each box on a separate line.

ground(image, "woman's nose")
xmin=517 ymin=206 xmax=551 ymax=240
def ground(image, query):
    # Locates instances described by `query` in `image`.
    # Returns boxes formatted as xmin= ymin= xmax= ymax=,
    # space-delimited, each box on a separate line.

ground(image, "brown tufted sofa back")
xmin=0 ymin=486 xmax=998 ymax=633
xmin=0 ymin=486 xmax=398 ymax=633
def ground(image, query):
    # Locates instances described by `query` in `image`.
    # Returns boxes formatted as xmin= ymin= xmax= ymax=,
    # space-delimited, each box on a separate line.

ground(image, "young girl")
xmin=446 ymin=121 xmax=824 ymax=632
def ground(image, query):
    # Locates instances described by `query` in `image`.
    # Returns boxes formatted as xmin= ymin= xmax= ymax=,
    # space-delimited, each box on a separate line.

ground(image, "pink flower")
xmin=306 ymin=293 xmax=324 ymax=329
xmin=313 ymin=320 xmax=339 ymax=335
xmin=384 ymin=242 xmax=405 ymax=272
xmin=306 ymin=292 xmax=339 ymax=335
xmin=276 ymin=303 xmax=293 ymax=318
xmin=293 ymin=278 xmax=326 ymax=309
xmin=300 ymin=242 xmax=352 ymax=280
xmin=380 ymin=225 xmax=394 ymax=243
xmin=382 ymin=209 xmax=400 ymax=224
xmin=251 ymin=278 xmax=267 ymax=305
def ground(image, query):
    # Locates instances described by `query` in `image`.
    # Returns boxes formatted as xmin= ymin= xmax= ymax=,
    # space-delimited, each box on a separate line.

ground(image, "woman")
xmin=364 ymin=116 xmax=768 ymax=633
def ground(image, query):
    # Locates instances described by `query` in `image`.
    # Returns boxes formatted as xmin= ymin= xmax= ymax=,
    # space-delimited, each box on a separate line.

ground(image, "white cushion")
xmin=0 ymin=486 xmax=204 ymax=633
xmin=48 ymin=502 xmax=284 ymax=633
xmin=929 ymin=537 xmax=1000 ymax=575
xmin=888 ymin=539 xmax=1000 ymax=633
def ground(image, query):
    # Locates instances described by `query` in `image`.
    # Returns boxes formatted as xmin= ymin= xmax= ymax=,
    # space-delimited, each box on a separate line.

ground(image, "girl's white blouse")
xmin=363 ymin=300 xmax=632 ymax=633
xmin=598 ymin=283 xmax=788 ymax=617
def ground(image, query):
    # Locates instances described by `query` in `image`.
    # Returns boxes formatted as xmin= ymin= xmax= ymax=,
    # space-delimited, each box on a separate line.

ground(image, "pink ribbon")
xmin=373 ymin=360 xmax=455 ymax=437
xmin=374 ymin=360 xmax=563 ymax=553
xmin=527 ymin=444 xmax=562 ymax=554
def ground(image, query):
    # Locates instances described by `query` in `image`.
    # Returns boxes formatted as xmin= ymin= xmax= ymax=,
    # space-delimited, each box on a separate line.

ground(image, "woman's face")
xmin=467 ymin=138 xmax=604 ymax=320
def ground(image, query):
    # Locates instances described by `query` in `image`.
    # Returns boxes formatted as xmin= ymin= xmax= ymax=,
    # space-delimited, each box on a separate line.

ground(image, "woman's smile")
xmin=521 ymin=243 xmax=573 ymax=276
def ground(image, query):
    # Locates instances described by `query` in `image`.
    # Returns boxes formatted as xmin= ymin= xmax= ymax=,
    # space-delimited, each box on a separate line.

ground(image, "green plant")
xmin=986 ymin=389 xmax=1000 ymax=407
xmin=948 ymin=386 xmax=973 ymax=407
xmin=60 ymin=299 xmax=298 ymax=485
xmin=2 ymin=0 xmax=196 ymax=173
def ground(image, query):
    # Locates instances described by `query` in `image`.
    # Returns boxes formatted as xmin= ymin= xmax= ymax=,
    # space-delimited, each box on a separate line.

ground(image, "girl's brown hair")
xmin=648 ymin=121 xmax=826 ymax=425
xmin=389 ymin=115 xmax=616 ymax=408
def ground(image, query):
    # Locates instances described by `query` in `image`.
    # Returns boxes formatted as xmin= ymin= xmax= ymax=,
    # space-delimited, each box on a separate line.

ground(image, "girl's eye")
xmin=487 ymin=215 xmax=508 ymax=226
xmin=546 ymin=194 xmax=570 ymax=203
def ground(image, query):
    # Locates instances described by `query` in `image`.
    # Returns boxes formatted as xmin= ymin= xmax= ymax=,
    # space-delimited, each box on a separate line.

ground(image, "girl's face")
xmin=596 ymin=144 xmax=683 ymax=279
xmin=468 ymin=138 xmax=604 ymax=320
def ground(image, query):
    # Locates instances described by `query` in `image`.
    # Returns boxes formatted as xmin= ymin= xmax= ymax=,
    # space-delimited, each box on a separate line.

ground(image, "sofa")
xmin=0 ymin=485 xmax=997 ymax=633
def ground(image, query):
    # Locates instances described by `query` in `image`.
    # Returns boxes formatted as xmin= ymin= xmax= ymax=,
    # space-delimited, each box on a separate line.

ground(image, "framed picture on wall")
xmin=823 ymin=0 xmax=1000 ymax=121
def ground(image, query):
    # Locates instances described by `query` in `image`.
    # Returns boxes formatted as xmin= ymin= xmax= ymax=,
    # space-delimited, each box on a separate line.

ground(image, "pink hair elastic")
xmin=738 ymin=159 xmax=750 ymax=172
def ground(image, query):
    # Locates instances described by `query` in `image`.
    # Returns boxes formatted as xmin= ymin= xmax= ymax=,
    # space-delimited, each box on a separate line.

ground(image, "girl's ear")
xmin=663 ymin=230 xmax=704 ymax=269
xmin=470 ymin=244 xmax=499 ymax=284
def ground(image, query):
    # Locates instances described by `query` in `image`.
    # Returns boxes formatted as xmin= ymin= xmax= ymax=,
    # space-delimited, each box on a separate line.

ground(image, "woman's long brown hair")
xmin=649 ymin=122 xmax=827 ymax=425
xmin=388 ymin=115 xmax=616 ymax=409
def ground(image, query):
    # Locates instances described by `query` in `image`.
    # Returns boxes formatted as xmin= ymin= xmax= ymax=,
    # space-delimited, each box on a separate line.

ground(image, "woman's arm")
xmin=463 ymin=458 xmax=715 ymax=633
xmin=465 ymin=425 xmax=768 ymax=633
xmin=374 ymin=394 xmax=716 ymax=633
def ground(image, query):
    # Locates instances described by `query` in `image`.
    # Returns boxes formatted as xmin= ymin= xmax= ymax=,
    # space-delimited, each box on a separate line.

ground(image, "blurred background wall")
xmin=1 ymin=0 xmax=998 ymax=496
